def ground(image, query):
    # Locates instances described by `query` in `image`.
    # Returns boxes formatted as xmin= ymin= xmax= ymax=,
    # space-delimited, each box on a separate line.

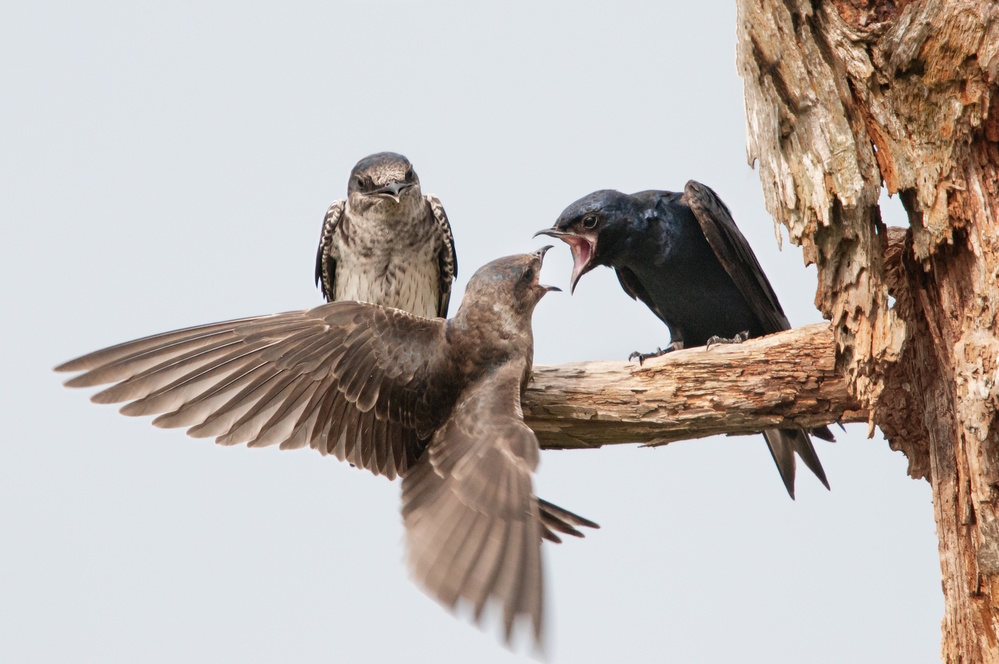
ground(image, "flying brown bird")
xmin=56 ymin=247 xmax=594 ymax=645
xmin=315 ymin=152 xmax=457 ymax=318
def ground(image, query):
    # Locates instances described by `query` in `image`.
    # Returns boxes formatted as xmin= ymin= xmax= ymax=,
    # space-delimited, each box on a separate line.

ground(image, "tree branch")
xmin=526 ymin=322 xmax=866 ymax=450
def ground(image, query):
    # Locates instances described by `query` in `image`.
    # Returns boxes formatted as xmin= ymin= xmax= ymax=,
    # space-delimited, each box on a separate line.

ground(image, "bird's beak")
xmin=371 ymin=181 xmax=413 ymax=204
xmin=534 ymin=244 xmax=554 ymax=261
xmin=533 ymin=228 xmax=597 ymax=295
xmin=533 ymin=245 xmax=561 ymax=293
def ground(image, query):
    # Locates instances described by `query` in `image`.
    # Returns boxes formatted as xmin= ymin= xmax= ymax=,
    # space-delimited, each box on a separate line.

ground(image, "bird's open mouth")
xmin=533 ymin=229 xmax=597 ymax=294
xmin=533 ymin=245 xmax=562 ymax=293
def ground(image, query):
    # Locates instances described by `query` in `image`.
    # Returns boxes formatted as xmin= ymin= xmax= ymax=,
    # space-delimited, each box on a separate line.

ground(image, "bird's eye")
xmin=354 ymin=176 xmax=366 ymax=190
xmin=582 ymin=215 xmax=598 ymax=229
xmin=405 ymin=167 xmax=414 ymax=181
xmin=521 ymin=267 xmax=535 ymax=283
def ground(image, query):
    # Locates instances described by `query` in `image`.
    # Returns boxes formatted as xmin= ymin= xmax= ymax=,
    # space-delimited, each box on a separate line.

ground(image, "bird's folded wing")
xmin=426 ymin=193 xmax=457 ymax=318
xmin=614 ymin=265 xmax=671 ymax=328
xmin=55 ymin=301 xmax=453 ymax=480
xmin=400 ymin=359 xmax=545 ymax=645
xmin=314 ymin=199 xmax=345 ymax=302
xmin=682 ymin=180 xmax=791 ymax=333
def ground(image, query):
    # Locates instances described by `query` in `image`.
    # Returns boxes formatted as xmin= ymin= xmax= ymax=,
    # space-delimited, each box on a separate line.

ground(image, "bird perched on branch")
xmin=56 ymin=247 xmax=595 ymax=646
xmin=315 ymin=152 xmax=457 ymax=318
xmin=537 ymin=181 xmax=832 ymax=499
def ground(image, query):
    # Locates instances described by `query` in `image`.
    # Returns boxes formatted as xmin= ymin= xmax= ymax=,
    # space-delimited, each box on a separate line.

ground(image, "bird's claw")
xmin=629 ymin=348 xmax=661 ymax=365
xmin=629 ymin=342 xmax=682 ymax=365
xmin=705 ymin=330 xmax=750 ymax=350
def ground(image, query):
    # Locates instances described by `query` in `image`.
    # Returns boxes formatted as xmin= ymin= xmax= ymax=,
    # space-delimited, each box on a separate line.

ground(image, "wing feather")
xmin=682 ymin=180 xmax=790 ymax=334
xmin=315 ymin=199 xmax=345 ymax=302
xmin=401 ymin=360 xmax=546 ymax=644
xmin=614 ymin=265 xmax=673 ymax=332
xmin=426 ymin=194 xmax=457 ymax=318
xmin=56 ymin=301 xmax=451 ymax=479
xmin=683 ymin=181 xmax=833 ymax=494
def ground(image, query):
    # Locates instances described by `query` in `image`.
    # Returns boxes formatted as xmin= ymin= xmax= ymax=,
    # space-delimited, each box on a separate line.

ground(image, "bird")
xmin=315 ymin=151 xmax=457 ymax=318
xmin=55 ymin=247 xmax=596 ymax=646
xmin=536 ymin=180 xmax=833 ymax=499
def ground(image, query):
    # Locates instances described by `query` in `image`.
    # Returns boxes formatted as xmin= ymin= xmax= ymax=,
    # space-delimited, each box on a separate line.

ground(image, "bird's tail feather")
xmin=762 ymin=428 xmax=830 ymax=500
xmin=537 ymin=498 xmax=599 ymax=544
xmin=810 ymin=424 xmax=836 ymax=442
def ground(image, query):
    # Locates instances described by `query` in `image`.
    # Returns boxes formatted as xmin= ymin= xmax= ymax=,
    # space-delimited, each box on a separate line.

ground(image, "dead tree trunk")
xmin=736 ymin=1 xmax=999 ymax=661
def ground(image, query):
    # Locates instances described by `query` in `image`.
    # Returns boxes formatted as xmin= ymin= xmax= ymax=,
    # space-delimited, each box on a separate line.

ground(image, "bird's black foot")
xmin=628 ymin=348 xmax=664 ymax=365
xmin=628 ymin=341 xmax=683 ymax=365
xmin=705 ymin=330 xmax=750 ymax=350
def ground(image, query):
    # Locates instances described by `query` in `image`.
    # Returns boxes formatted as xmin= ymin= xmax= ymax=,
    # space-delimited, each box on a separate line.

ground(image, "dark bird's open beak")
xmin=371 ymin=181 xmax=414 ymax=203
xmin=533 ymin=228 xmax=597 ymax=295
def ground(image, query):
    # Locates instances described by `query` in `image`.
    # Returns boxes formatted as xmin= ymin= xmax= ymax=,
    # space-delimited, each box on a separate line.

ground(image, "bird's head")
xmin=346 ymin=152 xmax=423 ymax=216
xmin=461 ymin=247 xmax=561 ymax=321
xmin=534 ymin=190 xmax=633 ymax=293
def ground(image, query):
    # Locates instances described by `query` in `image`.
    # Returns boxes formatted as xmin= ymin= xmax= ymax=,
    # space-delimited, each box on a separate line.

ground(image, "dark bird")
xmin=316 ymin=152 xmax=458 ymax=318
xmin=55 ymin=247 xmax=595 ymax=645
xmin=536 ymin=181 xmax=832 ymax=499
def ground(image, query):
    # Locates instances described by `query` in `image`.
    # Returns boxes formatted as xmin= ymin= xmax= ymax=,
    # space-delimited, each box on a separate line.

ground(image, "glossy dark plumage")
xmin=537 ymin=180 xmax=832 ymax=499
xmin=315 ymin=152 xmax=457 ymax=318
xmin=56 ymin=248 xmax=595 ymax=645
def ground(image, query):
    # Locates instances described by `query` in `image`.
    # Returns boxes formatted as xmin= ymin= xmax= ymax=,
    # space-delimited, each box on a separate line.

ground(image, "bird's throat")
xmin=566 ymin=234 xmax=597 ymax=293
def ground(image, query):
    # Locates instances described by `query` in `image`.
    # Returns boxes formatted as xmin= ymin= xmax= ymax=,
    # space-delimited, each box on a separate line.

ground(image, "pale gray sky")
xmin=3 ymin=2 xmax=940 ymax=662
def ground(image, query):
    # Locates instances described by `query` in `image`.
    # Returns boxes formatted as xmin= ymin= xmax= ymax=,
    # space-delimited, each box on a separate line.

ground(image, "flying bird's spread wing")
xmin=681 ymin=180 xmax=791 ymax=334
xmin=401 ymin=359 xmax=546 ymax=644
xmin=56 ymin=250 xmax=597 ymax=648
xmin=315 ymin=199 xmax=345 ymax=302
xmin=55 ymin=301 xmax=454 ymax=480
xmin=426 ymin=193 xmax=457 ymax=317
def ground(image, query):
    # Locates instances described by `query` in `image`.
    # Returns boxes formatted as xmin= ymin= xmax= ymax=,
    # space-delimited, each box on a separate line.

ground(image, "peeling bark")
xmin=737 ymin=1 xmax=999 ymax=661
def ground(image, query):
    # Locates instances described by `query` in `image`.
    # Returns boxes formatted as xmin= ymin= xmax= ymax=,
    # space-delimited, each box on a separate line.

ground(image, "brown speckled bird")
xmin=56 ymin=247 xmax=595 ymax=646
xmin=316 ymin=152 xmax=457 ymax=318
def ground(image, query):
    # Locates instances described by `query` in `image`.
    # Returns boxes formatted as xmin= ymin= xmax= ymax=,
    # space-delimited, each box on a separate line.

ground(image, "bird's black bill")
xmin=534 ymin=244 xmax=555 ymax=259
xmin=372 ymin=181 xmax=413 ymax=198
xmin=533 ymin=245 xmax=560 ymax=292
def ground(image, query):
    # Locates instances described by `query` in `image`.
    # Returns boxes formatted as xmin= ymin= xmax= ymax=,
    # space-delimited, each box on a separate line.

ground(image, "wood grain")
xmin=527 ymin=323 xmax=864 ymax=450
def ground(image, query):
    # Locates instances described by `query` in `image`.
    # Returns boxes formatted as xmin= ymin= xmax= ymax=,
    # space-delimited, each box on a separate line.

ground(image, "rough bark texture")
xmin=736 ymin=1 xmax=999 ymax=661
xmin=527 ymin=323 xmax=865 ymax=449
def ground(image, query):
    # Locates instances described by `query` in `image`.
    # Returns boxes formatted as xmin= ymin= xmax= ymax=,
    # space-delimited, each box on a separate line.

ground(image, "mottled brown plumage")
xmin=315 ymin=152 xmax=457 ymax=319
xmin=56 ymin=248 xmax=595 ymax=645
